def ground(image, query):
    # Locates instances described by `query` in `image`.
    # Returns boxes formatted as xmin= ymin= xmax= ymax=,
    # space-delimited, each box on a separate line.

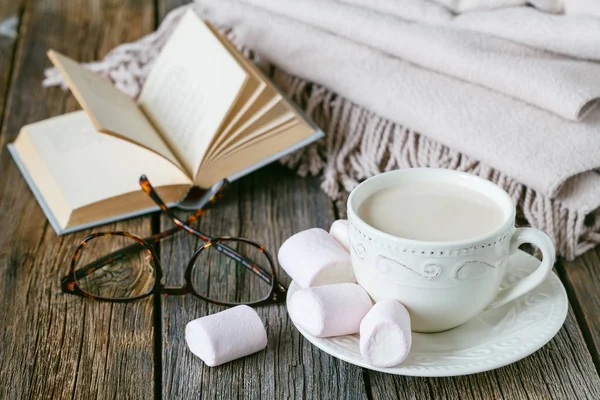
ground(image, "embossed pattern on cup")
xmin=347 ymin=169 xmax=555 ymax=333
xmin=349 ymin=219 xmax=512 ymax=332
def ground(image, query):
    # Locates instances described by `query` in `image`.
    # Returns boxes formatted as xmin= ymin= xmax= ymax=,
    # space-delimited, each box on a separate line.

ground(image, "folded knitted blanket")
xmin=429 ymin=0 xmax=600 ymax=15
xmin=43 ymin=2 xmax=600 ymax=260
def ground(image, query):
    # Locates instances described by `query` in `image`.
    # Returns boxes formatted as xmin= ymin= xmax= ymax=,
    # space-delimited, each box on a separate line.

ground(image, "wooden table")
xmin=1 ymin=1 xmax=600 ymax=399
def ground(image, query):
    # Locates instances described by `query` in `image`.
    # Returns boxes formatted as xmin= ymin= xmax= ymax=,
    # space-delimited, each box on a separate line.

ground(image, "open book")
xmin=8 ymin=11 xmax=323 ymax=235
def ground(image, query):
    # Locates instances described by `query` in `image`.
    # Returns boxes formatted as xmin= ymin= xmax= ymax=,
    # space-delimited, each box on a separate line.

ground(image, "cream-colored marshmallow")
xmin=278 ymin=228 xmax=355 ymax=288
xmin=360 ymin=300 xmax=412 ymax=368
xmin=329 ymin=219 xmax=350 ymax=251
xmin=186 ymin=305 xmax=268 ymax=367
xmin=288 ymin=283 xmax=372 ymax=337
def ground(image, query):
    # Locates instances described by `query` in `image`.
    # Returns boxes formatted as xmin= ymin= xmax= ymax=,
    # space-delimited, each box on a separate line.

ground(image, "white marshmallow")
xmin=185 ymin=305 xmax=268 ymax=367
xmin=329 ymin=219 xmax=350 ymax=251
xmin=360 ymin=300 xmax=412 ymax=368
xmin=288 ymin=283 xmax=372 ymax=337
xmin=278 ymin=228 xmax=355 ymax=288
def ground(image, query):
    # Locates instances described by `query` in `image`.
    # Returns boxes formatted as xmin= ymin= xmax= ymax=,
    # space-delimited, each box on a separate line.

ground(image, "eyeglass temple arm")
xmin=141 ymin=176 xmax=283 ymax=290
xmin=71 ymin=179 xmax=285 ymax=292
xmin=70 ymin=232 xmax=283 ymax=292
xmin=71 ymin=182 xmax=223 ymax=281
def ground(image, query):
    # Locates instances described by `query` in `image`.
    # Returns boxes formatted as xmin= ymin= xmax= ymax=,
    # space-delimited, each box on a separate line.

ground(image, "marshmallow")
xmin=329 ymin=219 xmax=350 ymax=251
xmin=288 ymin=283 xmax=372 ymax=337
xmin=185 ymin=305 xmax=267 ymax=367
xmin=278 ymin=228 xmax=355 ymax=288
xmin=360 ymin=300 xmax=412 ymax=368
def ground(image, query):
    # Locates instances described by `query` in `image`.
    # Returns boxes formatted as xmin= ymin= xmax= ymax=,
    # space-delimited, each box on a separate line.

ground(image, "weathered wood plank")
xmin=335 ymin=191 xmax=600 ymax=399
xmin=558 ymin=247 xmax=600 ymax=371
xmin=0 ymin=1 xmax=22 ymax=125
xmin=369 ymin=307 xmax=600 ymax=399
xmin=160 ymin=165 xmax=369 ymax=399
xmin=157 ymin=0 xmax=191 ymax=21
xmin=2 ymin=0 xmax=596 ymax=398
xmin=0 ymin=1 xmax=156 ymax=399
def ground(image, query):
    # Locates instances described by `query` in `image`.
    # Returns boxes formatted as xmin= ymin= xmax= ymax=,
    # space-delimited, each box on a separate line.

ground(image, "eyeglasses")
xmin=60 ymin=176 xmax=287 ymax=306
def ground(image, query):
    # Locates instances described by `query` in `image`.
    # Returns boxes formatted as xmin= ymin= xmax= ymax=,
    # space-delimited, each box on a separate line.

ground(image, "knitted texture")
xmin=42 ymin=4 xmax=600 ymax=260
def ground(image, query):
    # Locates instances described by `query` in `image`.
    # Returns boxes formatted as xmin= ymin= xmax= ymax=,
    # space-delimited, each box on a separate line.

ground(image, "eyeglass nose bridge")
xmin=161 ymin=286 xmax=189 ymax=296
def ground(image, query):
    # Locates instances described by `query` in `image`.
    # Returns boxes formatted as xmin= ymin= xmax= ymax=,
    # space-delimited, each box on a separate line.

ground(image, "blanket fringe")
xmin=272 ymin=69 xmax=599 ymax=260
xmin=41 ymin=3 xmax=599 ymax=261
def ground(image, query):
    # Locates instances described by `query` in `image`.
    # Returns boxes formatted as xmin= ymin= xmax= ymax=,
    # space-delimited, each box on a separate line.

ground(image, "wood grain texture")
xmin=335 ymin=190 xmax=600 ymax=399
xmin=559 ymin=248 xmax=600 ymax=372
xmin=0 ymin=1 xmax=22 ymax=126
xmin=369 ymin=307 xmax=600 ymax=399
xmin=157 ymin=0 xmax=192 ymax=21
xmin=159 ymin=165 xmax=369 ymax=399
xmin=0 ymin=1 xmax=156 ymax=399
xmin=1 ymin=0 xmax=599 ymax=398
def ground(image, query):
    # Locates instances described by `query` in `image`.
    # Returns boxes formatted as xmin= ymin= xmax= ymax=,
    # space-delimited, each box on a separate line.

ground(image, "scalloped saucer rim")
xmin=287 ymin=250 xmax=568 ymax=377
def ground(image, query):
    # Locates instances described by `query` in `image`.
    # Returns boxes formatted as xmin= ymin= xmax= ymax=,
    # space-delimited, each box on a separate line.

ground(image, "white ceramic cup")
xmin=347 ymin=168 xmax=555 ymax=333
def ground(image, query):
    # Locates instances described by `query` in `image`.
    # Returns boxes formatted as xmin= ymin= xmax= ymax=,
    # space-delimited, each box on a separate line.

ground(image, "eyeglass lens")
xmin=74 ymin=235 xmax=156 ymax=300
xmin=190 ymin=238 xmax=273 ymax=304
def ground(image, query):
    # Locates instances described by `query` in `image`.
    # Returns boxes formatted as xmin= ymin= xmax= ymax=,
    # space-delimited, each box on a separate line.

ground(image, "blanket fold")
xmin=42 ymin=1 xmax=600 ymax=260
xmin=238 ymin=0 xmax=600 ymax=122
xmin=430 ymin=0 xmax=600 ymax=17
xmin=197 ymin=0 xmax=600 ymax=201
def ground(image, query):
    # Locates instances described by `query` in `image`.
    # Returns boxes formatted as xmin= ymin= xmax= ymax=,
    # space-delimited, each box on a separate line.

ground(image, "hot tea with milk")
xmin=357 ymin=181 xmax=504 ymax=242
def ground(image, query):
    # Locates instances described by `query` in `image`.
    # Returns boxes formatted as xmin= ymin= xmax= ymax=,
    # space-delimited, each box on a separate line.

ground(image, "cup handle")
xmin=487 ymin=228 xmax=555 ymax=309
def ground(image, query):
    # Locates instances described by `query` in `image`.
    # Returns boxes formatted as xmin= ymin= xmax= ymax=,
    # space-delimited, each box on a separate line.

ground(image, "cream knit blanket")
xmin=43 ymin=1 xmax=600 ymax=260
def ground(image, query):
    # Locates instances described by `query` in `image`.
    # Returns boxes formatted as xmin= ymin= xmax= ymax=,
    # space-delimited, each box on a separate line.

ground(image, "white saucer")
xmin=287 ymin=250 xmax=568 ymax=377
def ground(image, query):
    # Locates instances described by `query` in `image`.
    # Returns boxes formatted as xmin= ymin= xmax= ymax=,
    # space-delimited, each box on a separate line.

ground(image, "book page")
xmin=17 ymin=111 xmax=192 ymax=227
xmin=207 ymin=120 xmax=299 ymax=168
xmin=139 ymin=10 xmax=247 ymax=179
xmin=208 ymin=89 xmax=280 ymax=158
xmin=200 ymin=22 xmax=321 ymax=184
xmin=206 ymin=81 xmax=265 ymax=160
xmin=210 ymin=101 xmax=294 ymax=160
xmin=203 ymin=23 xmax=270 ymax=160
xmin=47 ymin=50 xmax=185 ymax=173
xmin=196 ymin=123 xmax=316 ymax=188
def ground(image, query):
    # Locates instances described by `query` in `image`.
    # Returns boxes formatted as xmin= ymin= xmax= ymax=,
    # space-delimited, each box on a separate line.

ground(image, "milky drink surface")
xmin=357 ymin=181 xmax=505 ymax=242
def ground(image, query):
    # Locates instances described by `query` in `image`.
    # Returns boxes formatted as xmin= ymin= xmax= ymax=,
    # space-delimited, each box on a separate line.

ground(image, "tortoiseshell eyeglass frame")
xmin=60 ymin=176 xmax=287 ymax=306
